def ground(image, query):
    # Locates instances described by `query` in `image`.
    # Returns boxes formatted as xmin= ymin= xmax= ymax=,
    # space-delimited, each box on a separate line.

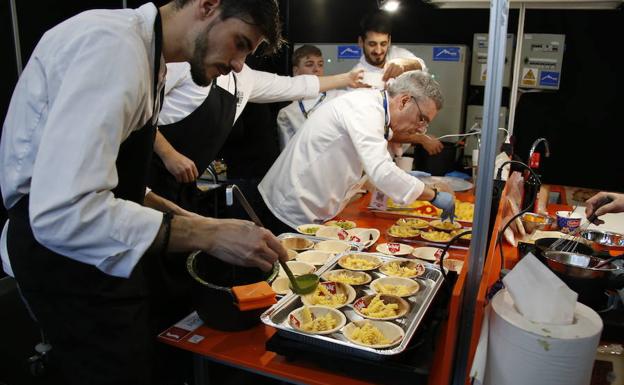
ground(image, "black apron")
xmin=7 ymin=11 xmax=164 ymax=385
xmin=148 ymin=76 xmax=238 ymax=212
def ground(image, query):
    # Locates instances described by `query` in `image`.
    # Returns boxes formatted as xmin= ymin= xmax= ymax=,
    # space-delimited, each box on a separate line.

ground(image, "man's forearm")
xmin=318 ymin=73 xmax=351 ymax=92
xmin=154 ymin=130 xmax=177 ymax=158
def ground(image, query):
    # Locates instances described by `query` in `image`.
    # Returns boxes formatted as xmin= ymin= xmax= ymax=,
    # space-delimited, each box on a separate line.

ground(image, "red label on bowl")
xmin=289 ymin=314 xmax=300 ymax=328
xmin=321 ymin=282 xmax=337 ymax=294
xmin=338 ymin=229 xmax=348 ymax=240
xmin=388 ymin=243 xmax=401 ymax=253
xmin=354 ymin=298 xmax=367 ymax=311
xmin=434 ymin=249 xmax=444 ymax=258
xmin=349 ymin=235 xmax=361 ymax=243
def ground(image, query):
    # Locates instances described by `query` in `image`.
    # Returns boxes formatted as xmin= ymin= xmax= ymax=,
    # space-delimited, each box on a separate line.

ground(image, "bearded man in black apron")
xmin=0 ymin=1 xmax=286 ymax=384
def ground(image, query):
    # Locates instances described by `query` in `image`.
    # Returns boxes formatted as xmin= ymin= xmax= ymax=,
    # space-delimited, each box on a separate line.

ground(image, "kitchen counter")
xmin=158 ymin=190 xmax=474 ymax=385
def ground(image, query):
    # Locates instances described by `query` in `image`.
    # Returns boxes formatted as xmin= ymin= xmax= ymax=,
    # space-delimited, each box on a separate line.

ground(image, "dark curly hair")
xmin=173 ymin=0 xmax=285 ymax=54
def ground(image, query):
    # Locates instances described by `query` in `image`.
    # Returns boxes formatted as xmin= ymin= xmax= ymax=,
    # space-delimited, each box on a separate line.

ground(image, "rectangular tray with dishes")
xmin=261 ymin=252 xmax=444 ymax=360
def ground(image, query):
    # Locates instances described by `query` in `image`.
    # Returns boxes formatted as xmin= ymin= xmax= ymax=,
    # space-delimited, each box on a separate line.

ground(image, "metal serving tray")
xmin=261 ymin=252 xmax=444 ymax=360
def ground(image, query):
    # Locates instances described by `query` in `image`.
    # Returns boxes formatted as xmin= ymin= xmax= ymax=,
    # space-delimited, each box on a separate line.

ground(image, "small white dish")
xmin=296 ymin=250 xmax=333 ymax=266
xmin=324 ymin=220 xmax=357 ymax=230
xmin=411 ymin=246 xmax=444 ymax=262
xmin=376 ymin=242 xmax=414 ymax=256
xmin=300 ymin=281 xmax=356 ymax=308
xmin=320 ymin=269 xmax=372 ymax=286
xmin=443 ymin=258 xmax=464 ymax=273
xmin=343 ymin=320 xmax=405 ymax=348
xmin=337 ymin=253 xmax=382 ymax=271
xmin=288 ymin=306 xmax=346 ymax=335
xmin=315 ymin=226 xmax=350 ymax=240
xmin=271 ymin=276 xmax=292 ymax=295
xmin=278 ymin=260 xmax=316 ymax=277
xmin=296 ymin=224 xmax=326 ymax=236
xmin=370 ymin=276 xmax=420 ymax=297
xmin=379 ymin=260 xmax=426 ymax=278
xmin=347 ymin=228 xmax=381 ymax=248
xmin=314 ymin=240 xmax=352 ymax=254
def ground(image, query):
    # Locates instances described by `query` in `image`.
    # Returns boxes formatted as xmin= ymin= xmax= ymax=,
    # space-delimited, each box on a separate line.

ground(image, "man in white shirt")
xmin=259 ymin=70 xmax=456 ymax=230
xmin=149 ymin=61 xmax=364 ymax=210
xmin=276 ymin=45 xmax=346 ymax=150
xmin=0 ymin=1 xmax=287 ymax=384
xmin=355 ymin=10 xmax=443 ymax=156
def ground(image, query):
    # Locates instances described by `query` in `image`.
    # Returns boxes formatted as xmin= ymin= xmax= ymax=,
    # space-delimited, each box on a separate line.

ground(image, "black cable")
xmin=438 ymin=229 xmax=472 ymax=291
xmin=494 ymin=160 xmax=541 ymax=279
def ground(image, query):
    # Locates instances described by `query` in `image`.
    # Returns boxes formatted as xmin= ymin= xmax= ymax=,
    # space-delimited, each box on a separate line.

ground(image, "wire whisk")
xmin=547 ymin=197 xmax=613 ymax=253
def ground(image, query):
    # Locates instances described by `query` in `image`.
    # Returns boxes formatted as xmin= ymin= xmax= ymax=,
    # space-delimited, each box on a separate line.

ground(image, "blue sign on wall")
xmin=539 ymin=71 xmax=560 ymax=87
xmin=433 ymin=47 xmax=460 ymax=62
xmin=337 ymin=45 xmax=362 ymax=59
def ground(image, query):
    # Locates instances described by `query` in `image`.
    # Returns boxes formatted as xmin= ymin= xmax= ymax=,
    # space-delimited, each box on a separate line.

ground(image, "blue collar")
xmin=298 ymin=92 xmax=327 ymax=119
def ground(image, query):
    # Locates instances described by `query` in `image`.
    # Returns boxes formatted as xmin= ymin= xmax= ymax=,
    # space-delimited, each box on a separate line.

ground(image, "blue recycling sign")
xmin=433 ymin=47 xmax=460 ymax=62
xmin=337 ymin=45 xmax=361 ymax=59
xmin=539 ymin=71 xmax=560 ymax=87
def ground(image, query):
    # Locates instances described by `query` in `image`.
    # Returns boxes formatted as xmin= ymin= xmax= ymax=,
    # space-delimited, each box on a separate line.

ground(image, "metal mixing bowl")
xmin=581 ymin=229 xmax=624 ymax=247
xmin=543 ymin=251 xmax=619 ymax=280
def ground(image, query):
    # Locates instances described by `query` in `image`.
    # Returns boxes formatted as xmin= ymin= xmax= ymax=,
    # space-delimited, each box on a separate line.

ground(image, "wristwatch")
xmin=429 ymin=187 xmax=438 ymax=202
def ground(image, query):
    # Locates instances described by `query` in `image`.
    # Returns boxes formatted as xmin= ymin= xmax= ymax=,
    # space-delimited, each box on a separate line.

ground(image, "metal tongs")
xmin=225 ymin=185 xmax=319 ymax=295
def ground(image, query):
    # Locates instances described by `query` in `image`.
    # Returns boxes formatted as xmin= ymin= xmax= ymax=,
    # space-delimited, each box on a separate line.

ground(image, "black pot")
xmin=413 ymin=141 xmax=459 ymax=176
xmin=533 ymin=237 xmax=594 ymax=259
xmin=187 ymin=251 xmax=278 ymax=331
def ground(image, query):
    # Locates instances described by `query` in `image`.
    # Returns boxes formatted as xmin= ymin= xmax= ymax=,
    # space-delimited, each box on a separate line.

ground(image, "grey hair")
xmin=387 ymin=70 xmax=444 ymax=110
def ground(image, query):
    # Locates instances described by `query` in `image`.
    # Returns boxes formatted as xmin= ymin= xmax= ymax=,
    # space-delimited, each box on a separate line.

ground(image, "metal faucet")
xmin=528 ymin=137 xmax=550 ymax=162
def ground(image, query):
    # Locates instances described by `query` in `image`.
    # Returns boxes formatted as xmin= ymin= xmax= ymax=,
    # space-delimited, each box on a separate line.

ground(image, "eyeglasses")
xmin=411 ymin=97 xmax=430 ymax=132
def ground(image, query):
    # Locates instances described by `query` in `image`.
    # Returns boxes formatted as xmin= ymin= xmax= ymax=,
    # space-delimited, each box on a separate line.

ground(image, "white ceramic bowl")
xmin=271 ymin=276 xmax=292 ymax=295
xmin=314 ymin=240 xmax=352 ymax=254
xmin=379 ymin=260 xmax=426 ymax=278
xmin=300 ymin=281 xmax=356 ymax=308
xmin=346 ymin=228 xmax=381 ymax=248
xmin=352 ymin=294 xmax=410 ymax=321
xmin=320 ymin=269 xmax=372 ymax=286
xmin=281 ymin=236 xmax=315 ymax=252
xmin=296 ymin=224 xmax=326 ymax=236
xmin=411 ymin=246 xmax=444 ymax=262
xmin=315 ymin=226 xmax=350 ymax=240
xmin=337 ymin=253 xmax=382 ymax=271
xmin=278 ymin=260 xmax=316 ymax=277
xmin=287 ymin=306 xmax=346 ymax=335
xmin=296 ymin=250 xmax=333 ymax=266
xmin=375 ymin=242 xmax=414 ymax=256
xmin=370 ymin=276 xmax=420 ymax=297
xmin=342 ymin=320 xmax=405 ymax=348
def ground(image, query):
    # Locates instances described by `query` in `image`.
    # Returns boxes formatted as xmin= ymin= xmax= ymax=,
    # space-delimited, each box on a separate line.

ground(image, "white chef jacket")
xmin=352 ymin=45 xmax=428 ymax=74
xmin=0 ymin=3 xmax=165 ymax=278
xmin=158 ymin=62 xmax=320 ymax=126
xmin=276 ymin=89 xmax=344 ymax=150
xmin=259 ymin=90 xmax=426 ymax=229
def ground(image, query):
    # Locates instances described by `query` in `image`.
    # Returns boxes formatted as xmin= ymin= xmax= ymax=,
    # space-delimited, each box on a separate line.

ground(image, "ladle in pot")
xmin=226 ymin=185 xmax=319 ymax=295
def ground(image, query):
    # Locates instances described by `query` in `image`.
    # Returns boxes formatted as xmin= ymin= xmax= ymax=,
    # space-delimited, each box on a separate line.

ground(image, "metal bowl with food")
xmin=581 ymin=229 xmax=624 ymax=248
xmin=543 ymin=251 xmax=620 ymax=280
xmin=520 ymin=212 xmax=554 ymax=234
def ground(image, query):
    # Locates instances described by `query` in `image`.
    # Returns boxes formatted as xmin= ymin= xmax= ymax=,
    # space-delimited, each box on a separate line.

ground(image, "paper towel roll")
xmin=485 ymin=290 xmax=602 ymax=385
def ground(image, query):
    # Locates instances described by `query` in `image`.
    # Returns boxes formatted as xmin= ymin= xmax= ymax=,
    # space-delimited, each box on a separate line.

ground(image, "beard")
xmin=364 ymin=52 xmax=386 ymax=67
xmin=189 ymin=22 xmax=216 ymax=87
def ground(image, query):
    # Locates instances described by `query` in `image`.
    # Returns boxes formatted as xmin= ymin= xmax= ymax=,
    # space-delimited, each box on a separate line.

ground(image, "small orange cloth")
xmin=232 ymin=282 xmax=277 ymax=311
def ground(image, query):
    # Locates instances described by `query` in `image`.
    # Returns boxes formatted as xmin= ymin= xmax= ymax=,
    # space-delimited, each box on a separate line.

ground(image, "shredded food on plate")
xmin=300 ymin=307 xmax=337 ymax=332
xmin=360 ymin=294 xmax=399 ymax=318
xmin=349 ymin=322 xmax=390 ymax=346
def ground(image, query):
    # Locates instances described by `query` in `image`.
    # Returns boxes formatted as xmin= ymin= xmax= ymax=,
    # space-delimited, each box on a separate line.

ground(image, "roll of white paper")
xmin=485 ymin=290 xmax=602 ymax=385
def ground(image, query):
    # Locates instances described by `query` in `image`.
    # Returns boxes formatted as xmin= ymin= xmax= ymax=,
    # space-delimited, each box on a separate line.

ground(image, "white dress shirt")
xmin=259 ymin=90 xmax=426 ymax=229
xmin=158 ymin=62 xmax=320 ymax=126
xmin=276 ymin=89 xmax=344 ymax=150
xmin=0 ymin=3 xmax=164 ymax=278
xmin=352 ymin=45 xmax=428 ymax=74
